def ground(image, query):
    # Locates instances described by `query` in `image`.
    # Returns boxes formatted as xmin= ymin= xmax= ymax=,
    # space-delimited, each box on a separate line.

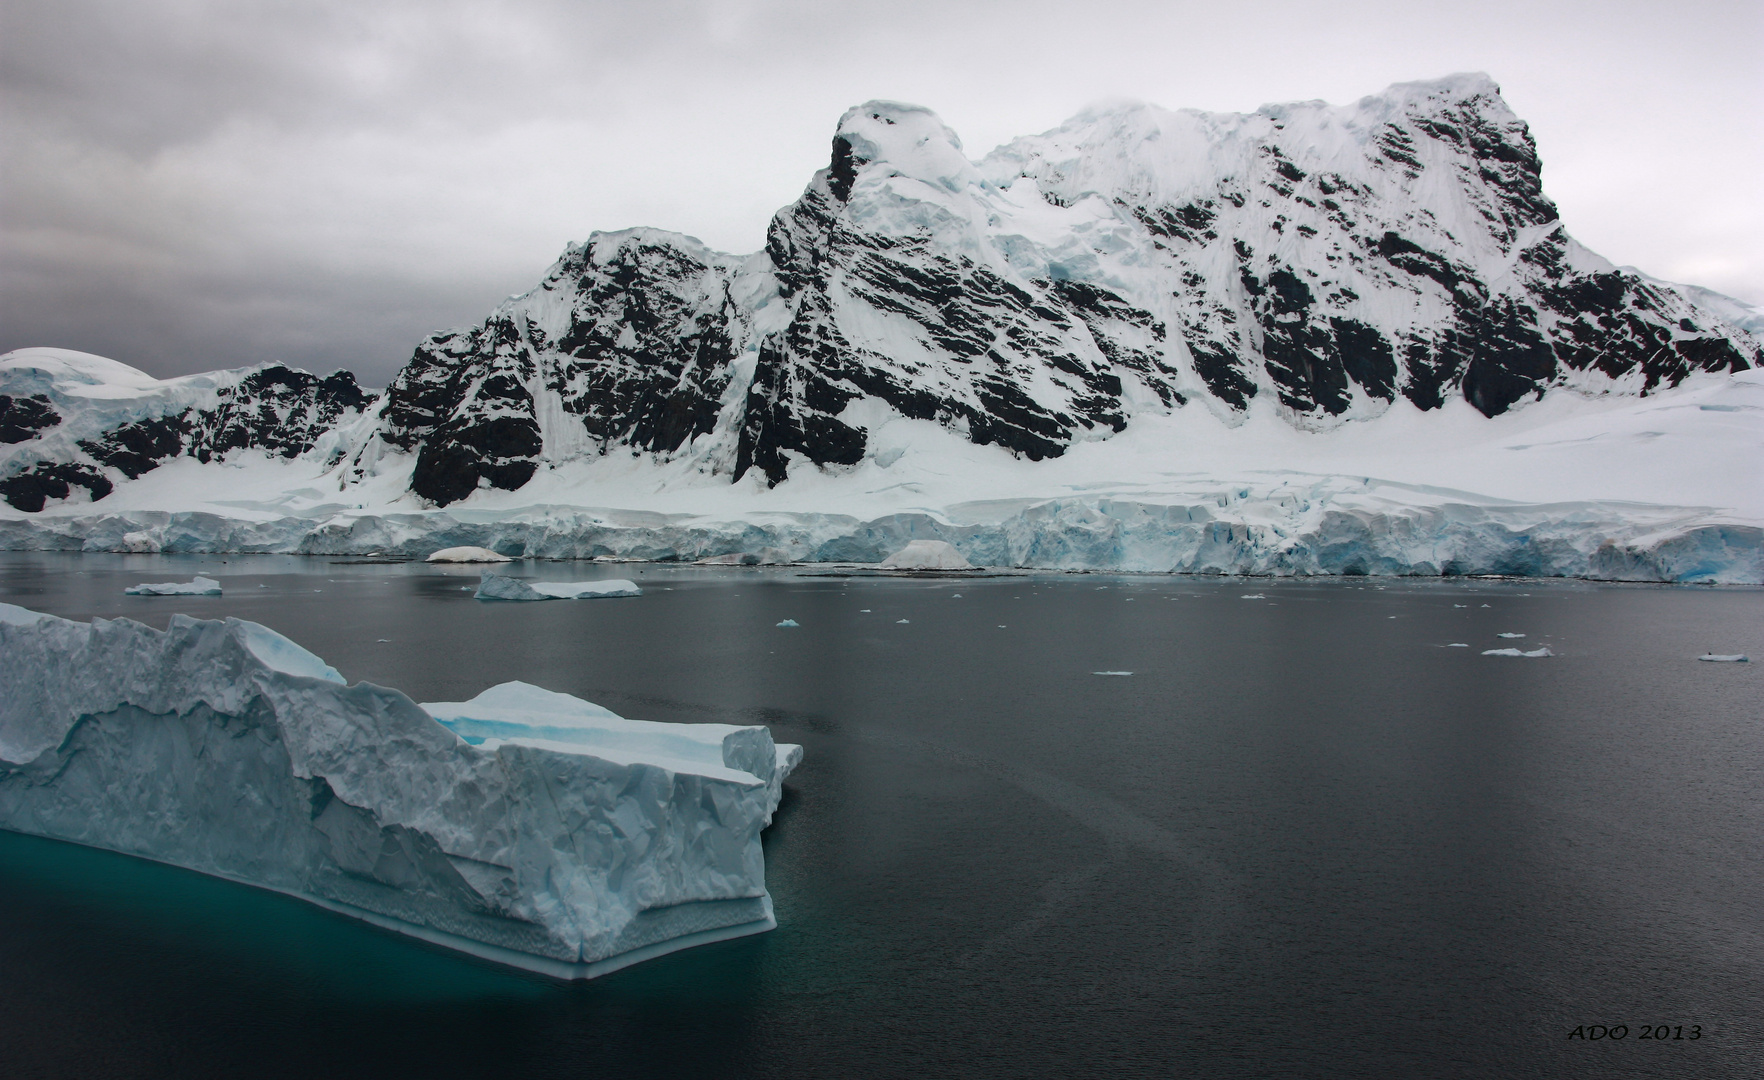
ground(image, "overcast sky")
xmin=3 ymin=0 xmax=1759 ymax=386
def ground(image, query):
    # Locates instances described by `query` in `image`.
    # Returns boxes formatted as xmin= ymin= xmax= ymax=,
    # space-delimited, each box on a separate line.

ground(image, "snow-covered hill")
xmin=365 ymin=73 xmax=1756 ymax=503
xmin=1 ymin=75 xmax=1759 ymax=581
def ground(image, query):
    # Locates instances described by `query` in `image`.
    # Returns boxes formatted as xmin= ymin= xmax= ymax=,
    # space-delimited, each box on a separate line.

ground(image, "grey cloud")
xmin=3 ymin=0 xmax=1759 ymax=384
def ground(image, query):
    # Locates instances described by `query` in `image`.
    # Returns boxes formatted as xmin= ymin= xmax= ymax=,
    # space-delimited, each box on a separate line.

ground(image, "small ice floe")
xmin=859 ymin=609 xmax=871 ymax=612
xmin=776 ymin=619 xmax=799 ymax=628
xmin=125 ymin=576 xmax=222 ymax=596
xmin=997 ymin=625 xmax=1007 ymax=628
xmin=1447 ymin=643 xmax=1470 ymax=648
xmin=426 ymin=546 xmax=510 ymax=564
xmin=1240 ymin=594 xmax=1266 ymax=599
xmin=1483 ymin=647 xmax=1553 ymax=657
xmin=476 ymin=573 xmax=640 ymax=601
xmin=1481 ymin=604 xmax=1491 ymax=608
xmin=1093 ymin=671 xmax=1133 ymax=676
xmin=1497 ymin=633 xmax=1526 ymax=638
xmin=951 ymin=593 xmax=962 ymax=598
xmin=1697 ymin=654 xmax=1750 ymax=662
xmin=878 ymin=539 xmax=975 ymax=570
xmin=376 ymin=638 xmax=391 ymax=642
xmin=896 ymin=619 xmax=910 ymax=624
xmin=1453 ymin=604 xmax=1468 ymax=608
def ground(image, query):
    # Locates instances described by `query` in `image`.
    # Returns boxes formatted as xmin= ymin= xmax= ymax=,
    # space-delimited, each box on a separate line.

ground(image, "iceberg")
xmin=1483 ymin=646 xmax=1554 ymax=657
xmin=1697 ymin=653 xmax=1750 ymax=662
xmin=474 ymin=572 xmax=640 ymax=601
xmin=426 ymin=546 xmax=510 ymax=563
xmin=124 ymin=575 xmax=222 ymax=595
xmin=0 ymin=604 xmax=800 ymax=979
xmin=878 ymin=539 xmax=976 ymax=570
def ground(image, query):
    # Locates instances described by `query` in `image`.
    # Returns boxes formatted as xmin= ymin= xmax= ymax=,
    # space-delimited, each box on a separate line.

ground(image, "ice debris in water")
xmin=776 ymin=619 xmax=799 ymax=628
xmin=878 ymin=540 xmax=975 ymax=570
xmin=1697 ymin=654 xmax=1749 ymax=662
xmin=1447 ymin=643 xmax=1470 ymax=647
xmin=426 ymin=546 xmax=510 ymax=563
xmin=1093 ymin=671 xmax=1133 ymax=676
xmin=1483 ymin=647 xmax=1553 ymax=657
xmin=1497 ymin=632 xmax=1526 ymax=638
xmin=896 ymin=619 xmax=910 ymax=624
xmin=124 ymin=576 xmax=222 ymax=596
xmin=475 ymin=572 xmax=640 ymax=601
xmin=1240 ymin=594 xmax=1266 ymax=599
xmin=0 ymin=603 xmax=800 ymax=980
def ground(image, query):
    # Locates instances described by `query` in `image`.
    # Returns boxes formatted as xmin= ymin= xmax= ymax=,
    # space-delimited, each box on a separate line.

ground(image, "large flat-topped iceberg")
xmin=474 ymin=573 xmax=641 ymax=601
xmin=0 ymin=603 xmax=800 ymax=979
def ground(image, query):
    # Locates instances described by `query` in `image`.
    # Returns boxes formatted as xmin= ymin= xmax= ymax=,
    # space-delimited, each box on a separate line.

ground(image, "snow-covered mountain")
xmin=359 ymin=72 xmax=1756 ymax=504
xmin=0 ymin=349 xmax=370 ymax=512
xmin=2 ymin=75 xmax=1759 ymax=581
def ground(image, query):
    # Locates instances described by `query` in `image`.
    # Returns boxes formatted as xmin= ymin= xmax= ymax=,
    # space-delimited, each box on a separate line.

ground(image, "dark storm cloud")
xmin=3 ymin=0 xmax=1760 ymax=384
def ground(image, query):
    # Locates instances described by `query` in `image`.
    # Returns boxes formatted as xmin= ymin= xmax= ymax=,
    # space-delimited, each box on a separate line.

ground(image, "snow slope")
xmin=0 ymin=605 xmax=800 ymax=978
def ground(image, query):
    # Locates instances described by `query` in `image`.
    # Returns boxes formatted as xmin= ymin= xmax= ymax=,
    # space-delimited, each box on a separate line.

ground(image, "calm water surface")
xmin=1 ymin=553 xmax=1760 ymax=1078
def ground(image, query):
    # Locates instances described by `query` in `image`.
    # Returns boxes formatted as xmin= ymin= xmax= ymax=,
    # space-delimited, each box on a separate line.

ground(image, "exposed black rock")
xmin=0 ymin=463 xmax=113 ymax=512
xmin=0 ymin=394 xmax=59 ymax=443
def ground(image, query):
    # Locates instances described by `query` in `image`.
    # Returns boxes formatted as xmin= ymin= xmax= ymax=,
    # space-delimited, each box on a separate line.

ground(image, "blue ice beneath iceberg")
xmin=0 ymin=603 xmax=799 ymax=979
xmin=124 ymin=576 xmax=222 ymax=596
xmin=474 ymin=572 xmax=640 ymax=601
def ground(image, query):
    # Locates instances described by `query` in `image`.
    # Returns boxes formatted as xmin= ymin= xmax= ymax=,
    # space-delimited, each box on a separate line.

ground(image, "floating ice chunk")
xmin=896 ymin=618 xmax=910 ymax=624
xmin=0 ymin=606 xmax=800 ymax=980
xmin=1483 ymin=647 xmax=1554 ymax=657
xmin=1497 ymin=632 xmax=1526 ymax=638
xmin=124 ymin=576 xmax=222 ymax=596
xmin=1240 ymin=594 xmax=1266 ymax=599
xmin=475 ymin=573 xmax=640 ymax=601
xmin=1093 ymin=671 xmax=1133 ymax=676
xmin=1453 ymin=604 xmax=1468 ymax=608
xmin=1447 ymin=643 xmax=1470 ymax=647
xmin=859 ymin=609 xmax=871 ymax=612
xmin=425 ymin=546 xmax=510 ymax=563
xmin=776 ymin=619 xmax=799 ymax=628
xmin=878 ymin=539 xmax=975 ymax=570
xmin=1697 ymin=653 xmax=1750 ymax=662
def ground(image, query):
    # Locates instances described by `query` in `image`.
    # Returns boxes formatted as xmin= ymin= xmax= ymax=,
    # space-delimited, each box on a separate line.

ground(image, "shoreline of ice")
xmin=0 ymin=604 xmax=801 ymax=979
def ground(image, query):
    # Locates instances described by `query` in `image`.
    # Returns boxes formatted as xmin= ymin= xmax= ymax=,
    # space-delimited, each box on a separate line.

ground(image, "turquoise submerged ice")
xmin=0 ymin=603 xmax=800 ymax=979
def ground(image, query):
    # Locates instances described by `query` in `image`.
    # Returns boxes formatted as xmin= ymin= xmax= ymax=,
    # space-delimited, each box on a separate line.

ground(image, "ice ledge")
xmin=1 ymin=489 xmax=1757 ymax=583
xmin=0 ymin=605 xmax=801 ymax=977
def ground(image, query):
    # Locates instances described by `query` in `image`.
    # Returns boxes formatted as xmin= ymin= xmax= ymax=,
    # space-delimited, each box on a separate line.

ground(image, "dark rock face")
xmin=2 ymin=367 xmax=372 ymax=511
xmin=0 ymin=463 xmax=112 ymax=513
xmin=338 ymin=78 xmax=1763 ymax=503
xmin=0 ymin=395 xmax=60 ymax=444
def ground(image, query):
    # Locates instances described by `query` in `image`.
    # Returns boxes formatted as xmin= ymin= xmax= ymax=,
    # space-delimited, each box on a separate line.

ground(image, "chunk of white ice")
xmin=0 ymin=603 xmax=800 ymax=980
xmin=425 ymin=546 xmax=511 ymax=563
xmin=124 ymin=576 xmax=222 ymax=596
xmin=1483 ymin=647 xmax=1553 ymax=657
xmin=475 ymin=573 xmax=640 ymax=601
xmin=1697 ymin=653 xmax=1750 ymax=662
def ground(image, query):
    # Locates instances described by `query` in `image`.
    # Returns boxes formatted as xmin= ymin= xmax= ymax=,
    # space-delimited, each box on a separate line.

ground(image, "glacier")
xmin=0 ymin=603 xmax=800 ymax=979
xmin=2 ymin=74 xmax=1762 ymax=583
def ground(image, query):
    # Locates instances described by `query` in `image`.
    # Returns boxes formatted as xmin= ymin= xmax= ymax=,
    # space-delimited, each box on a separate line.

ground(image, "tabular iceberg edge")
xmin=0 ymin=604 xmax=801 ymax=979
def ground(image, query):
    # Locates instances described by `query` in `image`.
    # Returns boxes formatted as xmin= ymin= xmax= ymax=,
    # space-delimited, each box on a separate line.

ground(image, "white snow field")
xmin=1 ymin=341 xmax=1761 ymax=582
xmin=426 ymin=546 xmax=511 ymax=563
xmin=123 ymin=576 xmax=222 ymax=596
xmin=0 ymin=604 xmax=800 ymax=979
xmin=474 ymin=573 xmax=641 ymax=601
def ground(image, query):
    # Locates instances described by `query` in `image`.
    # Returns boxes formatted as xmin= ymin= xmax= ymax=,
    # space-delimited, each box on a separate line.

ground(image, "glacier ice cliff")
xmin=0 ymin=604 xmax=800 ymax=979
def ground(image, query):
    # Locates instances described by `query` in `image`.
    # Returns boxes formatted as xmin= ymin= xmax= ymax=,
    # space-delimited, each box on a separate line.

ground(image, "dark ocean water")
xmin=1 ymin=553 xmax=1760 ymax=1079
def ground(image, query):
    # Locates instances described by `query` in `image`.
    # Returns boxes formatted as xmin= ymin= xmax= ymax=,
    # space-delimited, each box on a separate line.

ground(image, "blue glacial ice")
xmin=0 ymin=604 xmax=799 ymax=979
xmin=124 ymin=576 xmax=222 ymax=595
xmin=474 ymin=572 xmax=640 ymax=601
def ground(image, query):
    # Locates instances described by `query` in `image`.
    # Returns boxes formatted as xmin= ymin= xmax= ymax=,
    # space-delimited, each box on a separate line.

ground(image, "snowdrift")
xmin=0 ymin=604 xmax=800 ymax=979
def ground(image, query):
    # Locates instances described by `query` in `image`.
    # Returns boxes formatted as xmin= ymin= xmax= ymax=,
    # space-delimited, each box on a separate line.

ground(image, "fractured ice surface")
xmin=474 ymin=572 xmax=640 ymax=601
xmin=0 ymin=604 xmax=799 ymax=979
xmin=1483 ymin=647 xmax=1553 ymax=657
xmin=124 ymin=576 xmax=222 ymax=595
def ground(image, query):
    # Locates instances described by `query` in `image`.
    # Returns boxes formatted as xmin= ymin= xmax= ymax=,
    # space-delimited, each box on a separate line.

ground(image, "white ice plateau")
xmin=474 ymin=573 xmax=642 ymax=601
xmin=0 ymin=603 xmax=800 ymax=979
